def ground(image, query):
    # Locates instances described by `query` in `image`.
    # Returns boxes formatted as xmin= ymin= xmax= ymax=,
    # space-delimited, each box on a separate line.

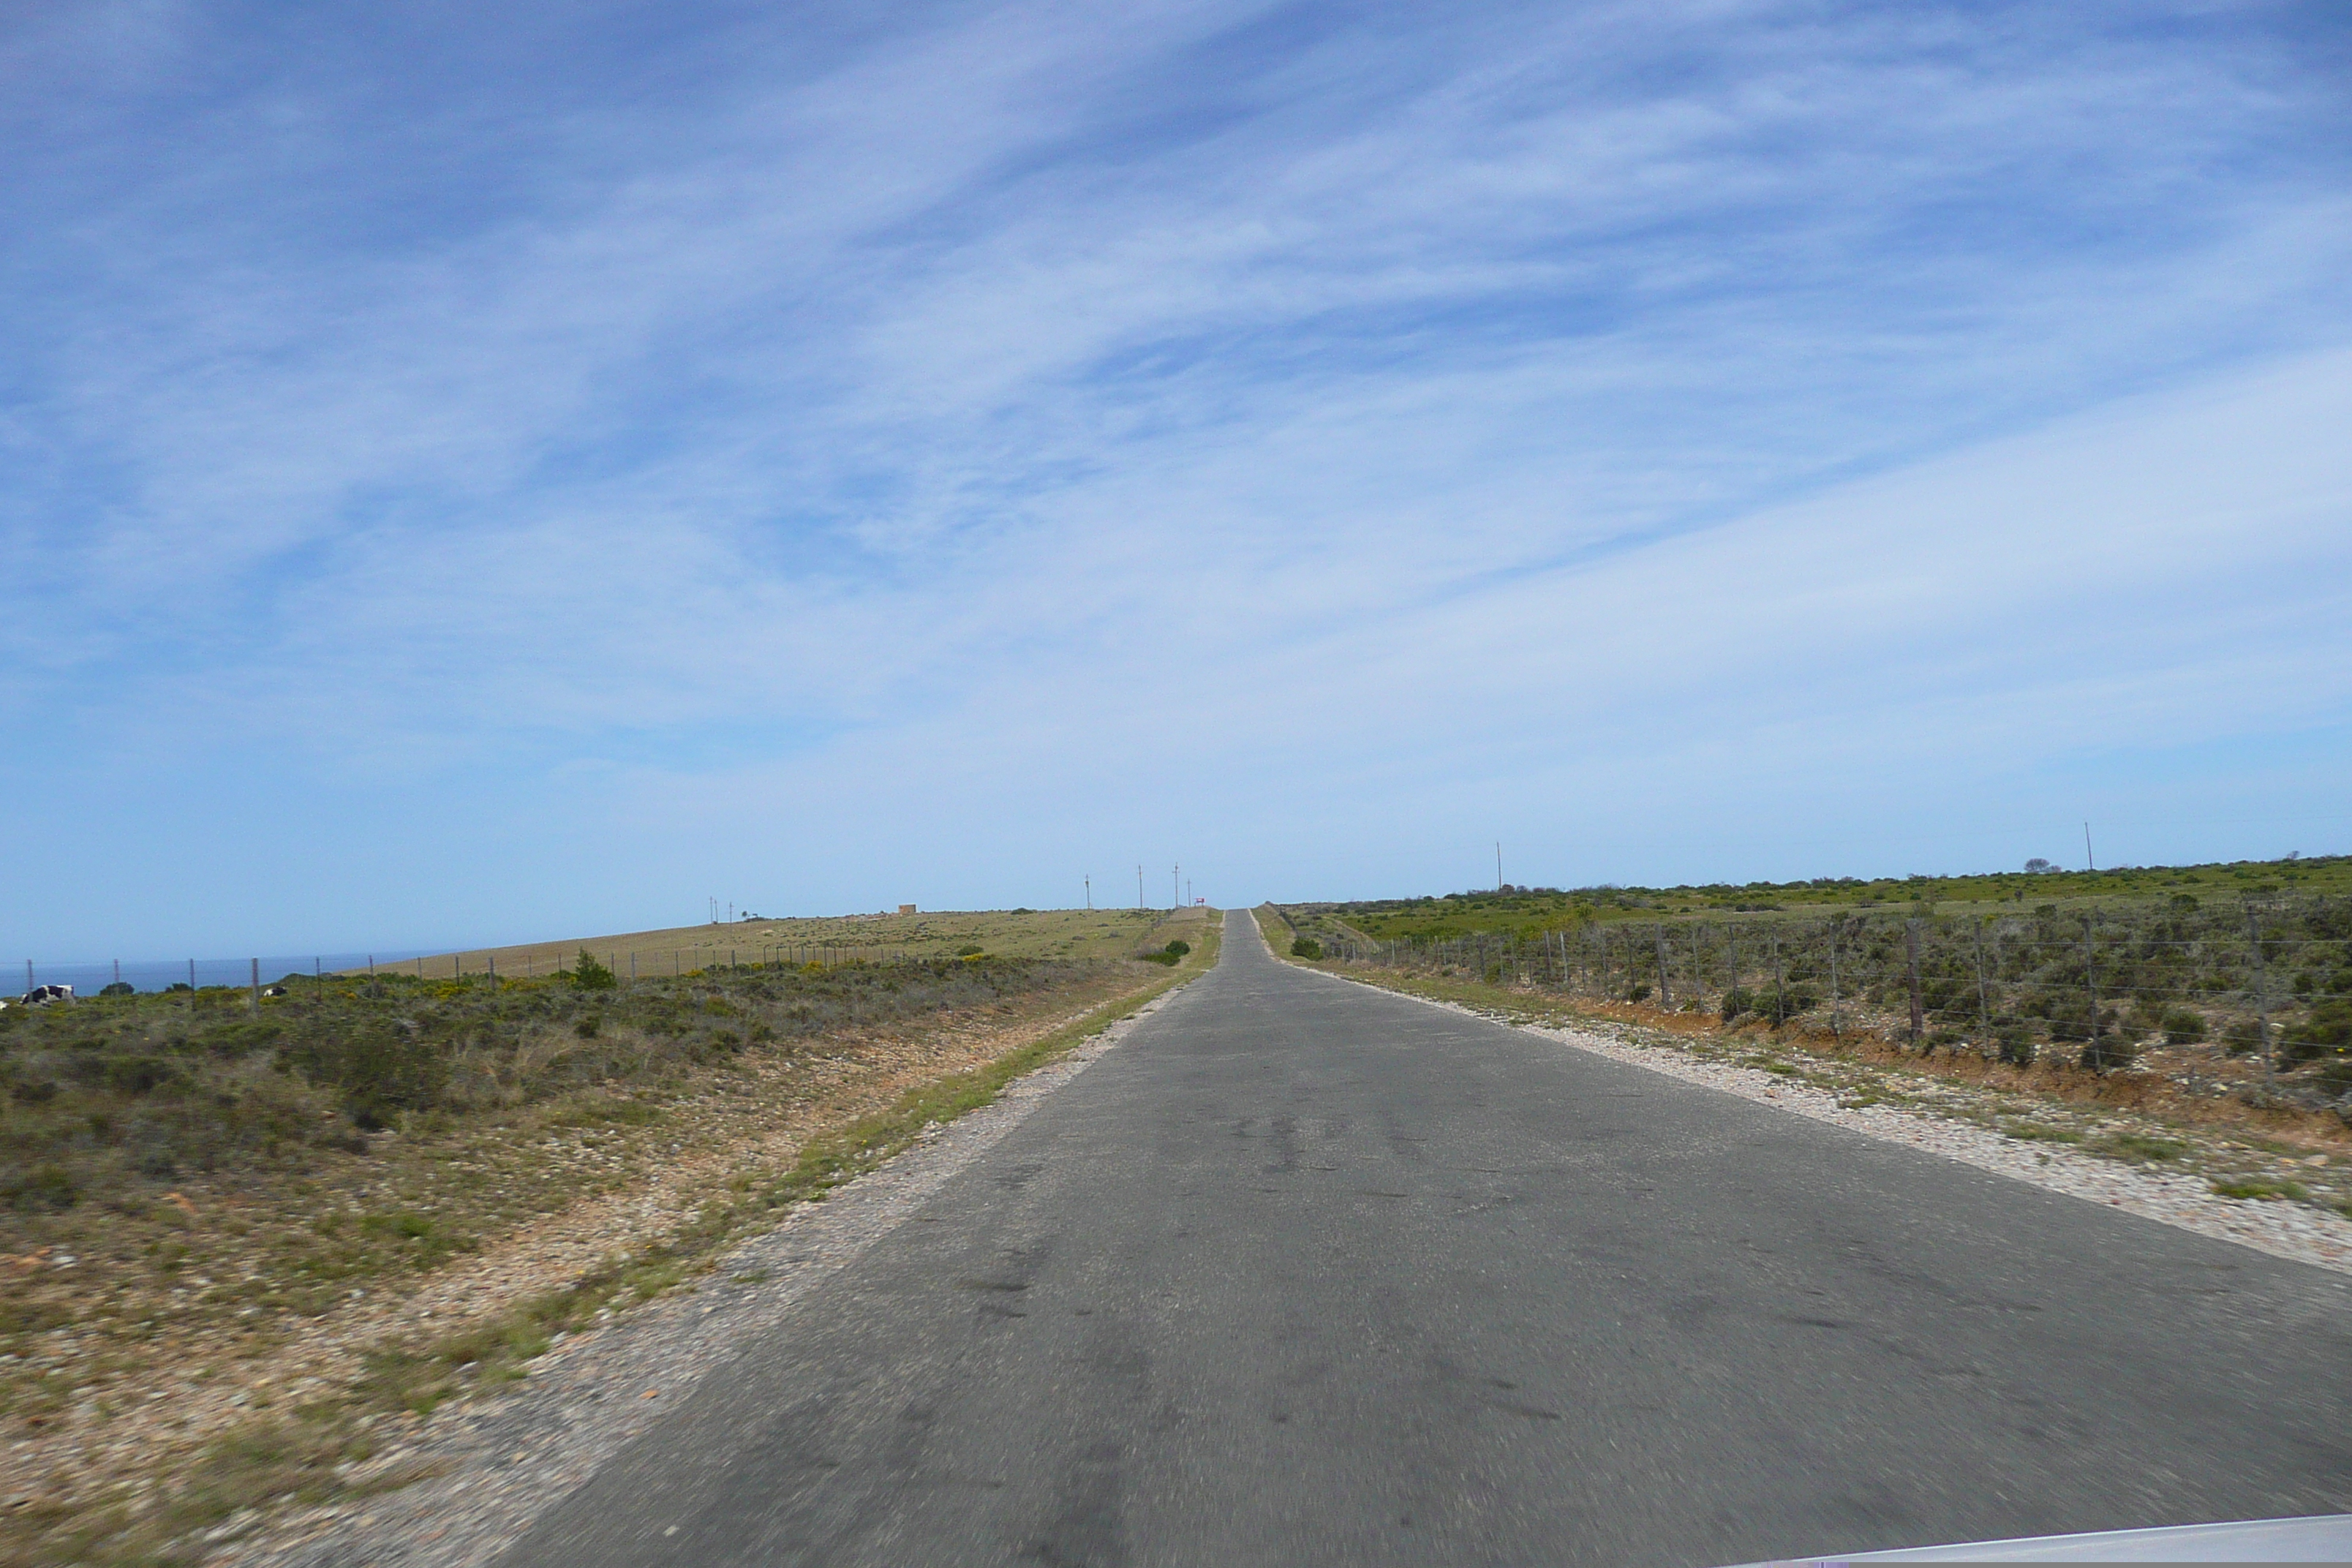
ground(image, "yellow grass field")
xmin=347 ymin=905 xmax=1217 ymax=981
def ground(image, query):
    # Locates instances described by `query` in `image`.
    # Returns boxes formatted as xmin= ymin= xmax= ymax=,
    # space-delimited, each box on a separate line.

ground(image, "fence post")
xmin=2245 ymin=907 xmax=2274 ymax=1088
xmin=1973 ymin=919 xmax=1990 ymax=1036
xmin=1827 ymin=918 xmax=1842 ymax=1044
xmin=1771 ymin=924 xmax=1785 ymax=1026
xmin=1654 ymin=925 xmax=1670 ymax=1009
xmin=250 ymin=958 xmax=260 ymax=1016
xmin=2081 ymin=914 xmax=2100 ymax=1067
xmin=1904 ymin=919 xmax=1924 ymax=1047
xmin=1728 ymin=924 xmax=1739 ymax=1014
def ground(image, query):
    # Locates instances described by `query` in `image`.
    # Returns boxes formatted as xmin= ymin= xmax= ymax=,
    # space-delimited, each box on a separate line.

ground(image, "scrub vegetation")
xmin=1270 ymin=853 xmax=2352 ymax=1113
xmin=1259 ymin=859 xmax=2352 ymax=1220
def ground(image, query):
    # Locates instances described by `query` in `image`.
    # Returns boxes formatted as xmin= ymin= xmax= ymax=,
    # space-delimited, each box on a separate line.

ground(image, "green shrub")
xmin=1627 ymin=982 xmax=1651 ymax=1003
xmin=1291 ymin=938 xmax=1323 ymax=960
xmin=2211 ymin=1176 xmax=2307 ymax=1202
xmin=570 ymin=951 xmax=617 ymax=991
xmin=2158 ymin=1007 xmax=2207 ymax=1044
xmin=278 ymin=1027 xmax=450 ymax=1128
xmin=2104 ymin=1132 xmax=2187 ymax=1163
xmin=1721 ymin=987 xmax=1757 ymax=1021
xmin=2078 ymin=1034 xmax=2138 ymax=1073
xmin=4 ymin=1164 xmax=78 ymax=1211
xmin=1164 ymin=940 xmax=1190 ymax=957
xmin=2282 ymin=1000 xmax=2352 ymax=1063
xmin=104 ymin=1057 xmax=187 ymax=1097
xmin=197 ymin=1019 xmax=284 ymax=1059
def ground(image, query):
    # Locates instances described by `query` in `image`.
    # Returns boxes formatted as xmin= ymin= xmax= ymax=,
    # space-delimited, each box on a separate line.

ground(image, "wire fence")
xmin=12 ymin=942 xmax=920 ymax=1001
xmin=1302 ymin=895 xmax=2352 ymax=1085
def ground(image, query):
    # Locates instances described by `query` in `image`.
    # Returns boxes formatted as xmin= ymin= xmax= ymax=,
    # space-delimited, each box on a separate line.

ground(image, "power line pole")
xmin=1085 ymin=875 xmax=1092 ymax=911
xmin=2084 ymin=821 xmax=2095 ymax=872
xmin=1137 ymin=865 xmax=1144 ymax=909
xmin=1496 ymin=842 xmax=1502 ymax=892
xmin=1172 ymin=864 xmax=1180 ymax=911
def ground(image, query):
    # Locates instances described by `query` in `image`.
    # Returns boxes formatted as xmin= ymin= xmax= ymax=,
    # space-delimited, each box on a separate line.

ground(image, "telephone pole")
xmin=1085 ymin=875 xmax=1092 ymax=911
xmin=2084 ymin=821 xmax=2095 ymax=872
xmin=1172 ymin=864 xmax=1180 ymax=911
xmin=1137 ymin=865 xmax=1145 ymax=909
xmin=1496 ymin=842 xmax=1502 ymax=892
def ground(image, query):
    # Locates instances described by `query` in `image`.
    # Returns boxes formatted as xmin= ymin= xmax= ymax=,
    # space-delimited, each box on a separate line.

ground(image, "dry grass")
xmin=361 ymin=905 xmax=1203 ymax=983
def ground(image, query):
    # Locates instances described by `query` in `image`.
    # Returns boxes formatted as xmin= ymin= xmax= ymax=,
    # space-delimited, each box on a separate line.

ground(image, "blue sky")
xmin=4 ymin=0 xmax=2349 ymax=958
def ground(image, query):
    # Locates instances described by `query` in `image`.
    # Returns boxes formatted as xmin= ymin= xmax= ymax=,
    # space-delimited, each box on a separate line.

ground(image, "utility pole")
xmin=1085 ymin=875 xmax=1092 ymax=911
xmin=1137 ymin=865 xmax=1145 ymax=909
xmin=1496 ymin=842 xmax=1502 ymax=892
xmin=2084 ymin=822 xmax=2095 ymax=872
xmin=1172 ymin=864 xmax=1180 ymax=911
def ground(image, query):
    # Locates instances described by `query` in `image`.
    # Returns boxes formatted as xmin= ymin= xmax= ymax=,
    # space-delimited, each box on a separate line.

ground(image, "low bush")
xmin=2078 ymin=1033 xmax=2138 ymax=1073
xmin=2282 ymin=1000 xmax=2352 ymax=1064
xmin=0 ymin=954 xmax=1085 ymax=1211
xmin=2211 ymin=1176 xmax=2308 ymax=1202
xmin=1291 ymin=938 xmax=1323 ymax=960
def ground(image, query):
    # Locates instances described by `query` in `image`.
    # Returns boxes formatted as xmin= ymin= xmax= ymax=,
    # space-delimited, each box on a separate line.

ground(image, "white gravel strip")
xmin=222 ymin=983 xmax=1199 ymax=1568
xmin=1322 ymin=971 xmax=2352 ymax=1278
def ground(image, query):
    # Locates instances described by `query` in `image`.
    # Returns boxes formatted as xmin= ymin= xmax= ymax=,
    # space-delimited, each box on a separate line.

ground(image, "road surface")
xmin=498 ymin=912 xmax=2352 ymax=1567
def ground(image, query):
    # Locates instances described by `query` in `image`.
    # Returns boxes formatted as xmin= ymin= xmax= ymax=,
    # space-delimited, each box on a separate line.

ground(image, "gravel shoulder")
xmin=1305 ymin=964 xmax=2352 ymax=1277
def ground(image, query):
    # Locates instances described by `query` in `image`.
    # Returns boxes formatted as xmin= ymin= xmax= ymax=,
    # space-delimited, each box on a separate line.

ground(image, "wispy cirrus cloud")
xmin=1 ymin=0 xmax=2347 ymax=951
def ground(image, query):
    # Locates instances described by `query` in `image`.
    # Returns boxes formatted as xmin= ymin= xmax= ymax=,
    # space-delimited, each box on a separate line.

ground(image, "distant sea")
xmin=15 ymin=953 xmax=454 ymax=996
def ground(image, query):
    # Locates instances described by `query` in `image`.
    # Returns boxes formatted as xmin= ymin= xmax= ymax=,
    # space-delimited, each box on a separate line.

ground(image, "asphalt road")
xmin=497 ymin=913 xmax=2352 ymax=1568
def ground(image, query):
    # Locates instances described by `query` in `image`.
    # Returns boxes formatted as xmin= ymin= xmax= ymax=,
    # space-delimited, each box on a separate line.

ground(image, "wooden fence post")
xmin=1827 ymin=918 xmax=1842 ymax=1044
xmin=1904 ymin=919 xmax=1924 ymax=1047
